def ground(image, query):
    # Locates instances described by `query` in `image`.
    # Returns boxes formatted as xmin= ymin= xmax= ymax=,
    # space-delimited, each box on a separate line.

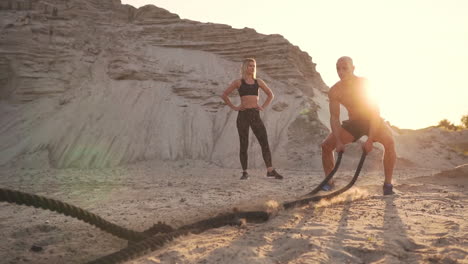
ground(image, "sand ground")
xmin=0 ymin=159 xmax=466 ymax=264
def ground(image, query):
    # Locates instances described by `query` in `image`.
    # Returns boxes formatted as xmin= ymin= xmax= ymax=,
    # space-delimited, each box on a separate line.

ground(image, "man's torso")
xmin=329 ymin=77 xmax=377 ymax=120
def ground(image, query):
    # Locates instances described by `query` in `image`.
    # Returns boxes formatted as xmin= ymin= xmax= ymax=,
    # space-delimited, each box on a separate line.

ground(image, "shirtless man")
xmin=321 ymin=56 xmax=396 ymax=195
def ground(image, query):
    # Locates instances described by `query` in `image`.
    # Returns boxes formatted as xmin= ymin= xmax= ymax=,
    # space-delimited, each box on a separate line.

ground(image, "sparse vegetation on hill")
xmin=437 ymin=114 xmax=468 ymax=131
xmin=461 ymin=114 xmax=468 ymax=128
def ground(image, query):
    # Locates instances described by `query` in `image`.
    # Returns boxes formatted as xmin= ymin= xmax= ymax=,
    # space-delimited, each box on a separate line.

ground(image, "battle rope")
xmin=306 ymin=151 xmax=344 ymax=196
xmin=87 ymin=229 xmax=191 ymax=264
xmin=89 ymin=151 xmax=366 ymax=263
xmin=283 ymin=151 xmax=367 ymax=209
xmin=87 ymin=211 xmax=269 ymax=264
xmin=0 ymin=150 xmax=366 ymax=264
xmin=0 ymin=188 xmax=269 ymax=263
xmin=0 ymin=188 xmax=148 ymax=242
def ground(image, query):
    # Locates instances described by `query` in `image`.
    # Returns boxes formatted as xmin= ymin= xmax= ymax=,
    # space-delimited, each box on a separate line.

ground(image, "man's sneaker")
xmin=240 ymin=172 xmax=249 ymax=180
xmin=266 ymin=169 xmax=283 ymax=180
xmin=321 ymin=182 xmax=335 ymax=191
xmin=383 ymin=183 xmax=395 ymax=195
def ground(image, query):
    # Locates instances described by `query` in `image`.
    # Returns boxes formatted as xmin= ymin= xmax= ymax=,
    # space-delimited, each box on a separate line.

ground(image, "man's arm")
xmin=257 ymin=79 xmax=274 ymax=110
xmin=329 ymin=88 xmax=345 ymax=152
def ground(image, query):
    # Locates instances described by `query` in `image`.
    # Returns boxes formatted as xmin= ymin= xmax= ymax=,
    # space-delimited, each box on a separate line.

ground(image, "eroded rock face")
xmin=0 ymin=0 xmax=466 ymax=170
xmin=0 ymin=0 xmax=331 ymax=169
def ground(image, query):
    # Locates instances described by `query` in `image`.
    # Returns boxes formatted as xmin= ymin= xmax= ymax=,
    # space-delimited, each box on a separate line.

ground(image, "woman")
xmin=221 ymin=58 xmax=283 ymax=180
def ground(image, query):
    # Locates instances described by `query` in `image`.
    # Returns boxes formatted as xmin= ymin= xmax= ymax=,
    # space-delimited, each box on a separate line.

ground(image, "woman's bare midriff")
xmin=240 ymin=95 xmax=260 ymax=109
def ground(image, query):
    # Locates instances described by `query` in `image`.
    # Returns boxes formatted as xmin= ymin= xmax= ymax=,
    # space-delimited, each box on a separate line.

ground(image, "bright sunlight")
xmin=123 ymin=0 xmax=468 ymax=129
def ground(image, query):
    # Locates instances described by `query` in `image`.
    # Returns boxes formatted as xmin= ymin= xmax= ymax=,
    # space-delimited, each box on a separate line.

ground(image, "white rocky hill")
xmin=0 ymin=0 xmax=466 ymax=171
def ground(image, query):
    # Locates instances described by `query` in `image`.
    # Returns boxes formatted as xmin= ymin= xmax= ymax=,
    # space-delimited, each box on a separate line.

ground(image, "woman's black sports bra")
xmin=238 ymin=79 xmax=259 ymax=97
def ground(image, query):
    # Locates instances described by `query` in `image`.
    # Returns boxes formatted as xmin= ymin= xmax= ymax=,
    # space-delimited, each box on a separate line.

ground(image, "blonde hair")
xmin=241 ymin=58 xmax=256 ymax=79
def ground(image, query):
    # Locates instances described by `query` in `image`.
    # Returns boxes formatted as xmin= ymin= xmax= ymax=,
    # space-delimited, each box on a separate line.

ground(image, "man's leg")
xmin=321 ymin=128 xmax=355 ymax=181
xmin=383 ymin=145 xmax=396 ymax=185
xmin=375 ymin=125 xmax=396 ymax=185
xmin=321 ymin=133 xmax=337 ymax=177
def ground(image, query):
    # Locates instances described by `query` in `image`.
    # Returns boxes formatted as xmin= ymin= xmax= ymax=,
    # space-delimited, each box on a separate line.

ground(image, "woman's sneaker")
xmin=240 ymin=172 xmax=249 ymax=180
xmin=383 ymin=183 xmax=394 ymax=195
xmin=266 ymin=169 xmax=283 ymax=180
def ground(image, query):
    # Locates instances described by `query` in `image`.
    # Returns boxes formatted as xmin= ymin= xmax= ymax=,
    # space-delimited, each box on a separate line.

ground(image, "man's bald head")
xmin=336 ymin=56 xmax=355 ymax=80
xmin=337 ymin=56 xmax=353 ymax=66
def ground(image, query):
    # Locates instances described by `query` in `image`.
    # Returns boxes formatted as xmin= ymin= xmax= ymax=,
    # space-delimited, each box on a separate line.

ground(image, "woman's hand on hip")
xmin=234 ymin=105 xmax=245 ymax=111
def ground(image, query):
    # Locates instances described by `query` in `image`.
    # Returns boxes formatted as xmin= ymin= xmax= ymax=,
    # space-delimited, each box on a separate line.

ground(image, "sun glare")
xmin=359 ymin=55 xmax=445 ymax=130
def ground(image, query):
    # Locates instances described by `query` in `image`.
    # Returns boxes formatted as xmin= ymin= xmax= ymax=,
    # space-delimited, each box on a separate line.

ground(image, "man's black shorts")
xmin=342 ymin=119 xmax=370 ymax=142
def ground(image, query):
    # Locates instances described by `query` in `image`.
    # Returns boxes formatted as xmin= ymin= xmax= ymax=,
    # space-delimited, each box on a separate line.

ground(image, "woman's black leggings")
xmin=236 ymin=108 xmax=273 ymax=170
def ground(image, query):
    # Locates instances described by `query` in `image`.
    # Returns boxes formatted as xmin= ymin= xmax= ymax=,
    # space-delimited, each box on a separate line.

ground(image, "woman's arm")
xmin=221 ymin=79 xmax=241 ymax=110
xmin=257 ymin=79 xmax=274 ymax=110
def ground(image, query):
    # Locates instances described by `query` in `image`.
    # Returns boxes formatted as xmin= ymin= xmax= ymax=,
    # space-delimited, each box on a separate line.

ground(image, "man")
xmin=321 ymin=56 xmax=396 ymax=195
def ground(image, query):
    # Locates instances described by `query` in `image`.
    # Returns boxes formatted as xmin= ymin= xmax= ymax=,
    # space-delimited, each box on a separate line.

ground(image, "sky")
xmin=122 ymin=0 xmax=467 ymax=129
